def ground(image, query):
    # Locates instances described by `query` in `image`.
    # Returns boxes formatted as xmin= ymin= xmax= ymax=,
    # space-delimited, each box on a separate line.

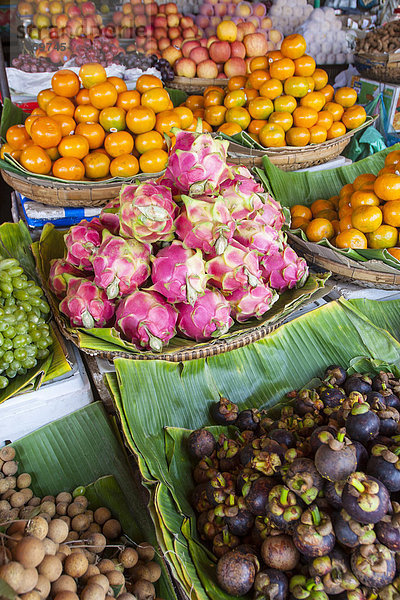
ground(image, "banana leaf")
xmin=9 ymin=401 xmax=177 ymax=600
xmin=107 ymin=298 xmax=400 ymax=600
xmin=0 ymin=98 xmax=27 ymax=140
xmin=32 ymin=222 xmax=329 ymax=357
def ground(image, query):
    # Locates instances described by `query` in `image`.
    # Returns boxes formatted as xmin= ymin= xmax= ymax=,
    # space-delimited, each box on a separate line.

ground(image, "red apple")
xmin=175 ymin=56 xmax=196 ymax=77
xmin=189 ymin=46 xmax=209 ymax=64
xmin=210 ymin=16 xmax=221 ymax=26
xmin=182 ymin=27 xmax=197 ymax=39
xmin=81 ymin=1 xmax=95 ymax=15
xmin=209 ymin=40 xmax=230 ymax=62
xmin=132 ymin=3 xmax=145 ymax=14
xmin=66 ymin=4 xmax=80 ymax=18
xmin=165 ymin=2 xmax=177 ymax=14
xmin=195 ymin=14 xmax=209 ymax=28
xmin=182 ymin=39 xmax=200 ymax=57
xmin=180 ymin=15 xmax=194 ymax=28
xmin=226 ymin=4 xmax=236 ymax=15
xmin=197 ymin=59 xmax=218 ymax=78
xmin=168 ymin=26 xmax=180 ymax=39
xmin=66 ymin=17 xmax=82 ymax=35
xmin=199 ymin=3 xmax=213 ymax=15
xmin=206 ymin=34 xmax=218 ymax=48
xmin=145 ymin=2 xmax=158 ymax=15
xmin=198 ymin=37 xmax=208 ymax=47
xmin=174 ymin=36 xmax=183 ymax=47
xmin=167 ymin=12 xmax=179 ymax=27
xmin=230 ymin=40 xmax=245 ymax=58
xmin=134 ymin=14 xmax=147 ymax=26
xmin=154 ymin=14 xmax=167 ymax=27
xmin=153 ymin=26 xmax=165 ymax=39
xmin=145 ymin=39 xmax=158 ymax=52
xmin=159 ymin=4 xmax=166 ymax=12
xmin=112 ymin=10 xmax=123 ymax=24
xmin=136 ymin=35 xmax=146 ymax=46
xmin=243 ymin=32 xmax=268 ymax=56
xmin=55 ymin=12 xmax=68 ymax=27
xmin=224 ymin=56 xmax=246 ymax=77
xmin=158 ymin=37 xmax=170 ymax=50
xmin=162 ymin=44 xmax=182 ymax=65
xmin=214 ymin=3 xmax=227 ymax=16
xmin=216 ymin=72 xmax=226 ymax=79
xmin=122 ymin=3 xmax=132 ymax=13
xmin=237 ymin=21 xmax=255 ymax=37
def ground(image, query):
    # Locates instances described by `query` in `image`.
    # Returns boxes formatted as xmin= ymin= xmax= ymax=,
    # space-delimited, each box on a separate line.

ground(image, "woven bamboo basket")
xmin=167 ymin=76 xmax=229 ymax=93
xmin=1 ymin=168 xmax=165 ymax=208
xmin=355 ymin=51 xmax=400 ymax=85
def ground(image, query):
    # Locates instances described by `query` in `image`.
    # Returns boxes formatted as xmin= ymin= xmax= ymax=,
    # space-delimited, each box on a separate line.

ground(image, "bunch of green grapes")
xmin=0 ymin=258 xmax=52 ymax=390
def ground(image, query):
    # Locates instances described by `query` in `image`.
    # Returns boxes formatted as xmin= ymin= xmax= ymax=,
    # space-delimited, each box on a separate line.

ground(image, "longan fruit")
xmin=17 ymin=473 xmax=32 ymax=489
xmin=106 ymin=571 xmax=125 ymax=587
xmin=136 ymin=542 xmax=155 ymax=562
xmin=129 ymin=563 xmax=151 ymax=582
xmin=67 ymin=502 xmax=86 ymax=518
xmin=47 ymin=519 xmax=69 ymax=544
xmin=94 ymin=507 xmax=111 ymax=525
xmin=0 ymin=446 xmax=16 ymax=461
xmin=3 ymin=461 xmax=18 ymax=476
xmin=26 ymin=516 xmax=48 ymax=540
xmin=8 ymin=520 xmax=26 ymax=535
xmin=0 ymin=499 xmax=10 ymax=511
xmin=56 ymin=502 xmax=68 ymax=516
xmin=132 ymin=580 xmax=155 ymax=600
xmin=38 ymin=513 xmax=51 ymax=524
xmin=0 ymin=477 xmax=9 ymax=494
xmin=71 ymin=513 xmax=91 ymax=533
xmin=57 ymin=544 xmax=71 ymax=559
xmin=13 ymin=537 xmax=45 ymax=569
xmin=0 ymin=546 xmax=11 ymax=566
xmin=40 ymin=501 xmax=56 ymax=518
xmin=51 ymin=575 xmax=77 ymax=595
xmin=20 ymin=590 xmax=41 ymax=600
xmin=10 ymin=491 xmax=26 ymax=508
xmin=28 ymin=497 xmax=41 ymax=507
xmin=118 ymin=595 xmax=137 ymax=600
xmin=42 ymin=537 xmax=59 ymax=556
xmin=97 ymin=559 xmax=115 ymax=574
xmin=41 ymin=496 xmax=55 ymax=504
xmin=81 ymin=564 xmax=100 ymax=582
xmin=81 ymin=583 xmax=106 ymax=600
xmin=145 ymin=562 xmax=161 ymax=583
xmin=56 ymin=492 xmax=72 ymax=504
xmin=35 ymin=574 xmax=51 ymax=599
xmin=119 ymin=548 xmax=138 ymax=569
xmin=0 ymin=561 xmax=24 ymax=590
xmin=2 ymin=489 xmax=14 ymax=501
xmin=53 ymin=592 xmax=79 ymax=600
xmin=64 ymin=552 xmax=89 ymax=578
xmin=38 ymin=555 xmax=63 ymax=582
xmin=7 ymin=531 xmax=23 ymax=551
xmin=65 ymin=531 xmax=79 ymax=542
xmin=73 ymin=496 xmax=88 ymax=509
xmin=85 ymin=533 xmax=106 ymax=554
xmin=87 ymin=523 xmax=102 ymax=534
xmin=102 ymin=519 xmax=121 ymax=540
xmin=87 ymin=574 xmax=110 ymax=594
xmin=16 ymin=567 xmax=39 ymax=594
xmin=59 ymin=516 xmax=71 ymax=527
xmin=20 ymin=489 xmax=34 ymax=503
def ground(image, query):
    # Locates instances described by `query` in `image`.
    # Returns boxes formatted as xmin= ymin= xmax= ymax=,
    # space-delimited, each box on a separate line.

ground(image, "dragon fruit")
xmin=206 ymin=241 xmax=262 ymax=293
xmin=92 ymin=230 xmax=151 ymax=299
xmin=59 ymin=276 xmax=115 ymax=328
xmin=219 ymin=166 xmax=265 ymax=220
xmin=176 ymin=288 xmax=233 ymax=341
xmin=64 ymin=220 xmax=103 ymax=270
xmin=115 ymin=290 xmax=177 ymax=352
xmin=119 ymin=182 xmax=177 ymax=243
xmin=228 ymin=283 xmax=278 ymax=323
xmin=260 ymin=245 xmax=309 ymax=293
xmin=234 ymin=220 xmax=284 ymax=255
xmin=48 ymin=259 xmax=84 ymax=299
xmin=162 ymin=131 xmax=233 ymax=196
xmin=175 ymin=196 xmax=235 ymax=255
xmin=151 ymin=241 xmax=208 ymax=305
xmin=99 ymin=197 xmax=120 ymax=235
xmin=254 ymin=195 xmax=286 ymax=230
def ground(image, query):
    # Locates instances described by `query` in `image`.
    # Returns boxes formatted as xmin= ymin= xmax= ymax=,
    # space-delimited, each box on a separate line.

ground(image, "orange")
xmin=104 ymin=131 xmax=134 ymax=158
xmin=37 ymin=88 xmax=56 ymax=111
xmin=46 ymin=96 xmax=75 ymax=118
xmin=136 ymin=74 xmax=163 ymax=94
xmin=280 ymin=34 xmax=306 ymax=59
xmin=291 ymin=205 xmax=312 ymax=220
xmin=350 ymin=190 xmax=380 ymax=209
xmin=340 ymin=183 xmax=354 ymax=198
xmin=225 ymin=107 xmax=251 ymax=130
xmin=374 ymin=174 xmax=400 ymax=201
xmin=336 ymin=228 xmax=367 ymax=249
xmin=248 ymin=133 xmax=259 ymax=144
xmin=291 ymin=217 xmax=309 ymax=231
xmin=141 ymin=88 xmax=171 ymax=114
xmin=227 ymin=76 xmax=247 ymax=92
xmin=0 ymin=143 xmax=13 ymax=159
xmin=267 ymin=50 xmax=283 ymax=64
xmin=353 ymin=173 xmax=376 ymax=191
xmin=286 ymin=127 xmax=310 ymax=147
xmin=329 ymin=195 xmax=340 ymax=209
xmin=6 ymin=125 xmax=31 ymax=150
xmin=204 ymin=106 xmax=227 ymax=127
xmin=259 ymin=79 xmax=283 ymax=101
xmin=309 ymin=125 xmax=327 ymax=144
xmin=388 ymin=248 xmax=400 ymax=261
xmin=79 ymin=63 xmax=107 ymax=89
xmin=294 ymin=55 xmax=316 ymax=77
xmin=51 ymin=69 xmax=80 ymax=98
xmin=58 ymin=134 xmax=89 ymax=160
xmin=293 ymin=106 xmax=318 ymax=128
xmin=311 ymin=198 xmax=334 ymax=217
xmin=245 ymin=89 xmax=259 ymax=103
xmin=174 ymin=107 xmax=193 ymax=129
xmin=224 ymin=90 xmax=246 ymax=109
xmin=139 ymin=148 xmax=168 ymax=173
xmin=269 ymin=58 xmax=295 ymax=81
xmin=268 ymin=111 xmax=293 ymax=132
xmin=327 ymin=122 xmax=346 ymax=140
xmin=116 ymin=90 xmax=141 ymax=111
xmin=76 ymin=88 xmax=91 ymax=105
xmin=82 ymin=152 xmax=110 ymax=179
xmin=74 ymin=104 xmax=100 ymax=124
xmin=89 ymin=83 xmax=118 ymax=110
xmin=75 ymin=122 xmax=105 ymax=150
xmin=250 ymin=56 xmax=269 ymax=72
xmin=107 ymin=77 xmax=127 ymax=94
xmin=379 ymin=165 xmax=400 ymax=176
xmin=274 ymin=95 xmax=297 ymax=114
xmin=24 ymin=114 xmax=39 ymax=137
xmin=46 ymin=146 xmax=60 ymax=161
xmin=339 ymin=215 xmax=353 ymax=232
xmin=338 ymin=203 xmax=353 ymax=219
xmin=204 ymin=86 xmax=223 ymax=95
xmin=52 ymin=115 xmax=76 ymax=136
xmin=367 ymin=225 xmax=398 ymax=249
xmin=331 ymin=219 xmax=340 ymax=235
xmin=284 ymin=76 xmax=309 ymax=98
xmin=126 ymin=106 xmax=156 ymax=134
xmin=312 ymin=69 xmax=329 ymax=91
xmin=315 ymin=209 xmax=338 ymax=221
xmin=324 ymin=102 xmax=344 ymax=122
xmin=385 ymin=150 xmax=400 ymax=167
xmin=305 ymin=76 xmax=315 ymax=93
xmin=382 ymin=201 xmax=400 ymax=227
xmin=155 ymin=110 xmax=181 ymax=136
xmin=199 ymin=121 xmax=212 ymax=133
xmin=306 ymin=218 xmax=334 ymax=242
xmin=300 ymin=92 xmax=326 ymax=112
xmin=185 ymin=95 xmax=205 ymax=111
xmin=52 ymin=156 xmax=85 ymax=180
xmin=20 ymin=145 xmax=52 ymax=175
xmin=99 ymin=107 xmax=126 ymax=132
xmin=135 ymin=131 xmax=164 ymax=154
xmin=109 ymin=154 xmax=139 ymax=178
xmin=334 ymin=87 xmax=357 ymax=108
xmin=342 ymin=106 xmax=367 ymax=130
xmin=248 ymin=119 xmax=267 ymax=135
xmin=204 ymin=89 xmax=224 ymax=107
xmin=259 ymin=123 xmax=286 ymax=148
xmin=248 ymin=69 xmax=270 ymax=90
xmin=319 ymin=85 xmax=335 ymax=103
xmin=30 ymin=116 xmax=62 ymax=149
xmin=193 ymin=109 xmax=205 ymax=120
xmin=351 ymin=205 xmax=382 ymax=233
xmin=217 ymin=122 xmax=242 ymax=136
xmin=248 ymin=97 xmax=274 ymax=120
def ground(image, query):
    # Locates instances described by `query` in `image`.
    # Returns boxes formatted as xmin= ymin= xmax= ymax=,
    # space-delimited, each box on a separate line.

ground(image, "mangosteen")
xmin=324 ymin=481 xmax=344 ymax=510
xmin=261 ymin=534 xmax=300 ymax=571
xmin=244 ymin=477 xmax=277 ymax=516
xmin=205 ymin=472 xmax=235 ymax=506
xmin=268 ymin=428 xmax=295 ymax=448
xmin=342 ymin=472 xmax=390 ymax=524
xmin=239 ymin=442 xmax=257 ymax=467
xmin=310 ymin=426 xmax=337 ymax=454
xmin=383 ymin=391 xmax=400 ymax=411
xmin=193 ymin=456 xmax=219 ymax=484
xmin=267 ymin=485 xmax=303 ymax=532
xmin=350 ymin=543 xmax=396 ymax=589
xmin=187 ymin=428 xmax=216 ymax=459
xmin=324 ymin=365 xmax=347 ymax=386
xmin=236 ymin=468 xmax=261 ymax=496
xmin=366 ymin=390 xmax=387 ymax=406
xmin=319 ymin=387 xmax=346 ymax=409
xmin=367 ymin=444 xmax=400 ymax=492
xmin=289 ymin=575 xmax=328 ymax=600
xmin=292 ymin=505 xmax=335 ymax=558
xmin=284 ymin=458 xmax=324 ymax=505
xmin=225 ymin=509 xmax=254 ymax=537
xmin=332 ymin=509 xmax=376 ymax=548
xmin=372 ymin=371 xmax=393 ymax=392
xmin=379 ymin=577 xmax=400 ymax=600
xmin=216 ymin=435 xmax=240 ymax=472
xmin=213 ymin=528 xmax=240 ymax=558
xmin=345 ymin=403 xmax=380 ymax=445
xmin=197 ymin=509 xmax=224 ymax=541
xmin=252 ymin=516 xmax=281 ymax=545
xmin=254 ymin=569 xmax=288 ymax=600
xmin=344 ymin=374 xmax=372 ymax=395
xmin=236 ymin=409 xmax=261 ymax=432
xmin=378 ymin=406 xmax=400 ymax=437
xmin=250 ymin=440 xmax=283 ymax=476
xmin=217 ymin=549 xmax=256 ymax=596
xmin=294 ymin=389 xmax=323 ymax=416
xmin=211 ymin=396 xmax=238 ymax=425
xmin=309 ymin=548 xmax=359 ymax=596
xmin=353 ymin=440 xmax=368 ymax=471
xmin=314 ymin=429 xmax=357 ymax=482
xmin=191 ymin=483 xmax=212 ymax=513
xmin=376 ymin=502 xmax=400 ymax=551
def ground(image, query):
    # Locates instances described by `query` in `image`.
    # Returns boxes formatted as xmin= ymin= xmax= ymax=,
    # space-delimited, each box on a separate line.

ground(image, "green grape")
xmin=28 ymin=285 xmax=43 ymax=296
xmin=19 ymin=274 xmax=27 ymax=281
xmin=39 ymin=300 xmax=50 ymax=314
xmin=10 ymin=359 xmax=21 ymax=371
xmin=14 ymin=310 xmax=26 ymax=323
xmin=0 ymin=291 xmax=11 ymax=298
xmin=25 ymin=345 xmax=37 ymax=357
xmin=4 ymin=327 xmax=16 ymax=339
xmin=36 ymin=348 xmax=50 ymax=360
xmin=5 ymin=368 xmax=17 ymax=379
xmin=29 ymin=330 xmax=41 ymax=342
xmin=0 ymin=333 xmax=4 ymax=347
xmin=17 ymin=367 xmax=27 ymax=376
xmin=2 ymin=339 xmax=12 ymax=352
xmin=18 ymin=301 xmax=31 ymax=312
xmin=27 ymin=313 xmax=39 ymax=324
xmin=14 ymin=348 xmax=27 ymax=361
xmin=0 ymin=321 xmax=8 ymax=332
xmin=37 ymin=318 xmax=45 ymax=326
xmin=36 ymin=337 xmax=49 ymax=349
xmin=0 ymin=309 xmax=4 ymax=318
xmin=3 ymin=351 xmax=13 ymax=364
xmin=3 ymin=314 xmax=16 ymax=325
xmin=72 ymin=486 xmax=86 ymax=497
xmin=13 ymin=290 xmax=29 ymax=302
xmin=7 ymin=266 xmax=23 ymax=278
xmin=15 ymin=323 xmax=28 ymax=335
xmin=0 ymin=259 xmax=18 ymax=271
xmin=29 ymin=296 xmax=42 ymax=307
xmin=0 ymin=349 xmax=5 ymax=359
xmin=22 ymin=357 xmax=36 ymax=369
xmin=12 ymin=278 xmax=28 ymax=290
xmin=4 ymin=296 xmax=15 ymax=307
xmin=12 ymin=335 xmax=28 ymax=349
xmin=0 ymin=283 xmax=12 ymax=295
xmin=0 ymin=272 xmax=11 ymax=283
xmin=0 ymin=376 xmax=9 ymax=389
xmin=28 ymin=323 xmax=37 ymax=333
xmin=4 ymin=306 xmax=15 ymax=315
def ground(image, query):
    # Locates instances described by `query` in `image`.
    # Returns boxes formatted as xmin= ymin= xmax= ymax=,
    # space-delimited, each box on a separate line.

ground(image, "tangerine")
xmin=204 ymin=89 xmax=225 ymax=107
xmin=141 ymin=88 xmax=171 ymax=113
xmin=350 ymin=190 xmax=380 ymax=209
xmin=135 ymin=130 xmax=164 ymax=154
xmin=309 ymin=125 xmax=327 ymax=144
xmin=37 ymin=88 xmax=56 ymax=111
xmin=342 ymin=105 xmax=367 ymax=130
xmin=116 ymin=90 xmax=141 ymax=111
xmin=76 ymin=88 xmax=91 ymax=105
xmin=52 ymin=115 xmax=76 ymax=136
xmin=248 ymin=69 xmax=270 ymax=90
xmin=311 ymin=198 xmax=334 ymax=217
xmin=291 ymin=205 xmax=312 ymax=220
xmin=225 ymin=107 xmax=251 ymax=130
xmin=248 ymin=97 xmax=274 ymax=120
xmin=284 ymin=76 xmax=309 ymax=98
xmin=89 ymin=82 xmax=118 ymax=110
xmin=268 ymin=111 xmax=293 ymax=132
xmin=139 ymin=148 xmax=168 ymax=173
xmin=75 ymin=122 xmax=105 ymax=150
xmin=300 ymin=91 xmax=326 ymax=112
xmin=155 ymin=110 xmax=181 ymax=136
xmin=334 ymin=87 xmax=357 ymax=108
xmin=312 ymin=69 xmax=329 ymax=91
xmin=126 ymin=106 xmax=156 ymax=134
xmin=374 ymin=174 xmax=400 ymax=201
xmin=388 ymin=248 xmax=400 ymax=261
xmin=99 ymin=107 xmax=126 ymax=132
xmin=174 ymin=107 xmax=193 ymax=129
xmin=248 ymin=119 xmax=267 ymax=134
xmin=74 ymin=104 xmax=100 ymax=124
xmin=82 ymin=152 xmax=110 ymax=179
xmin=227 ymin=76 xmax=247 ymax=91
xmin=107 ymin=77 xmax=127 ymax=94
xmin=294 ymin=55 xmax=316 ymax=77
xmin=204 ymin=106 xmax=227 ymax=127
xmin=274 ymin=95 xmax=297 ymax=113
xmin=382 ymin=201 xmax=400 ymax=227
xmin=280 ymin=34 xmax=306 ymax=59
xmin=51 ymin=69 xmax=80 ymax=98
xmin=20 ymin=145 xmax=52 ymax=175
xmin=259 ymin=78 xmax=283 ymax=100
xmin=319 ymin=85 xmax=334 ymax=103
xmin=353 ymin=173 xmax=376 ymax=191
xmin=79 ymin=63 xmax=107 ymax=89
xmin=136 ymin=74 xmax=163 ymax=94
xmin=335 ymin=228 xmax=367 ymax=249
xmin=291 ymin=217 xmax=309 ymax=231
xmin=250 ymin=56 xmax=269 ymax=71
xmin=326 ymin=122 xmax=346 ymax=140
xmin=217 ymin=122 xmax=242 ymax=136
xmin=286 ymin=126 xmax=310 ymax=147
xmin=324 ymin=102 xmax=344 ymax=122
xmin=6 ymin=125 xmax=31 ymax=150
xmin=367 ymin=225 xmax=398 ymax=249
xmin=224 ymin=90 xmax=246 ymax=109
xmin=351 ymin=205 xmax=382 ymax=233
xmin=269 ymin=58 xmax=295 ymax=81
xmin=52 ymin=156 xmax=85 ymax=180
xmin=58 ymin=134 xmax=89 ymax=160
xmin=109 ymin=154 xmax=139 ymax=178
xmin=339 ymin=215 xmax=353 ymax=232
xmin=385 ymin=150 xmax=400 ymax=167
xmin=104 ymin=131 xmax=134 ymax=157
xmin=306 ymin=218 xmax=334 ymax=241
xmin=259 ymin=123 xmax=286 ymax=147
xmin=30 ymin=116 xmax=62 ymax=149
xmin=24 ymin=114 xmax=39 ymax=137
xmin=46 ymin=96 xmax=75 ymax=118
xmin=293 ymin=106 xmax=318 ymax=128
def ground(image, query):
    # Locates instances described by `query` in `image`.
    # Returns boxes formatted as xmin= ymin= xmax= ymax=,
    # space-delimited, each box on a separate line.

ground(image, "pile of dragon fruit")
xmin=48 ymin=131 xmax=308 ymax=352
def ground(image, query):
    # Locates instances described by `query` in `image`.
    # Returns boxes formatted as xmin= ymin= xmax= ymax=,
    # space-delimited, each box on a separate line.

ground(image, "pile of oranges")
xmin=0 ymin=64 xmax=203 ymax=181
xmin=180 ymin=34 xmax=366 ymax=148
xmin=289 ymin=149 xmax=400 ymax=259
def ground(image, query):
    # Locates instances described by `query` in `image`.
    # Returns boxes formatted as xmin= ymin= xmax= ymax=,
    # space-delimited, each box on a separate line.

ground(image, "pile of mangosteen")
xmin=187 ymin=366 xmax=400 ymax=599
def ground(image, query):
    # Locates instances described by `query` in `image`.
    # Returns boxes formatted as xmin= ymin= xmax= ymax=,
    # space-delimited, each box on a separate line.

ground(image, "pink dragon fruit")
xmin=119 ymin=182 xmax=177 ymax=243
xmin=151 ymin=241 xmax=208 ymax=305
xmin=254 ymin=195 xmax=286 ymax=230
xmin=99 ymin=197 xmax=120 ymax=235
xmin=260 ymin=245 xmax=309 ymax=293
xmin=64 ymin=220 xmax=103 ymax=271
xmin=115 ymin=290 xmax=177 ymax=352
xmin=206 ymin=241 xmax=262 ymax=293
xmin=162 ymin=131 xmax=233 ymax=196
xmin=228 ymin=283 xmax=278 ymax=323
xmin=92 ymin=230 xmax=151 ymax=299
xmin=48 ymin=258 xmax=84 ymax=299
xmin=175 ymin=196 xmax=235 ymax=255
xmin=234 ymin=220 xmax=284 ymax=255
xmin=59 ymin=276 xmax=115 ymax=328
xmin=219 ymin=166 xmax=265 ymax=220
xmin=176 ymin=288 xmax=233 ymax=341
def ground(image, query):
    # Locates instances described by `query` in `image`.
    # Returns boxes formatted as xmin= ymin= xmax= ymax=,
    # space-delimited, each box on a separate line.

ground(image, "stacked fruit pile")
xmin=0 ymin=446 xmax=164 ymax=600
xmin=49 ymin=130 xmax=308 ymax=351
xmin=180 ymin=34 xmax=366 ymax=147
xmin=1 ymin=67 xmax=189 ymax=180
xmin=290 ymin=149 xmax=400 ymax=252
xmin=187 ymin=366 xmax=400 ymax=598
xmin=11 ymin=54 xmax=59 ymax=72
